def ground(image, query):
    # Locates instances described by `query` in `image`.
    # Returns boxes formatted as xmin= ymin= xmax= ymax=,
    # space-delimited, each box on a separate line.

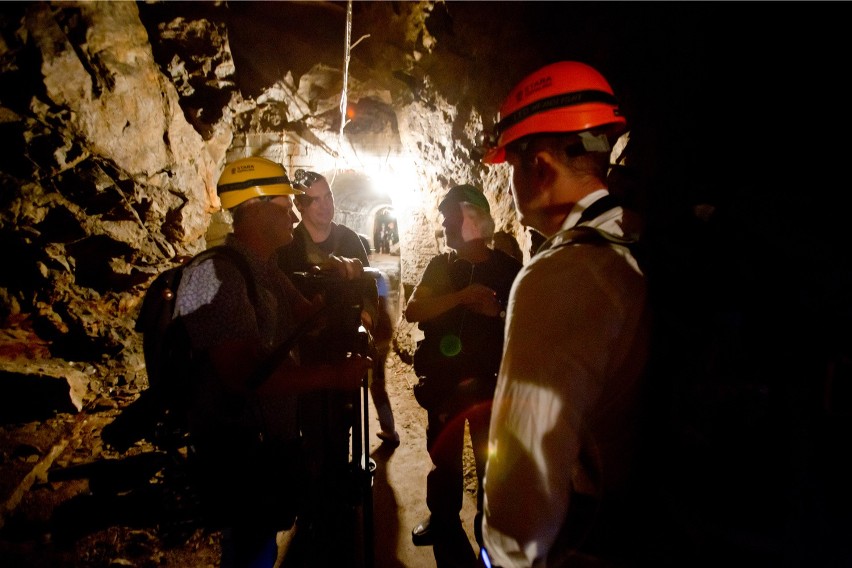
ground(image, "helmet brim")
xmin=219 ymin=183 xmax=304 ymax=210
xmin=482 ymin=104 xmax=626 ymax=165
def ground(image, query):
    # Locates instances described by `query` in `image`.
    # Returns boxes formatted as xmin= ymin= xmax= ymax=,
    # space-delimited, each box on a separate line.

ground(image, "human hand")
xmin=459 ymin=283 xmax=502 ymax=317
xmin=328 ymin=255 xmax=364 ymax=280
xmin=360 ymin=309 xmax=374 ymax=332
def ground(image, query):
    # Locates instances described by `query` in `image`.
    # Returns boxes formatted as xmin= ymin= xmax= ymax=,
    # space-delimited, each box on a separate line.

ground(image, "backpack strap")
xmin=542 ymin=225 xmax=638 ymax=256
xmin=537 ymin=194 xmax=637 ymax=254
xmin=577 ymin=193 xmax=621 ymax=225
xmin=188 ymin=246 xmax=259 ymax=307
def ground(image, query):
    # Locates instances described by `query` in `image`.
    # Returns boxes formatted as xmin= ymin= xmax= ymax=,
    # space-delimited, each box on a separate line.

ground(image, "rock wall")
xmin=0 ymin=3 xmax=234 ymax=386
xmin=5 ymin=0 xmax=845 ymax=410
xmin=0 ymin=1 xmax=533 ymax=399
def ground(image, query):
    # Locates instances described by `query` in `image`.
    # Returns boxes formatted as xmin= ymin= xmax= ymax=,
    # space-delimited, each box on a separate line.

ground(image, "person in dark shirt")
xmin=405 ymin=184 xmax=522 ymax=567
xmin=278 ymin=169 xmax=398 ymax=442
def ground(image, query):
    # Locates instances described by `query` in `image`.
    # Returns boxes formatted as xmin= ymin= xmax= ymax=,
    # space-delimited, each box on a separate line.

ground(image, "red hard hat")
xmin=483 ymin=61 xmax=626 ymax=164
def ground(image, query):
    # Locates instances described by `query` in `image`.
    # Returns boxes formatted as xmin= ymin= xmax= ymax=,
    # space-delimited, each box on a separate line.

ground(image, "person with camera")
xmin=174 ymin=157 xmax=371 ymax=568
xmin=405 ymin=184 xmax=522 ymax=567
xmin=276 ymin=169 xmax=398 ymax=562
xmin=277 ymin=168 xmax=399 ymax=441
xmin=278 ymin=170 xmax=371 ymax=283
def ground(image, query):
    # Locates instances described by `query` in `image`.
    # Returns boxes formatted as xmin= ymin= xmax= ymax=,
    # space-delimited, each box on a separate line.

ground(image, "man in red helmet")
xmin=479 ymin=62 xmax=653 ymax=567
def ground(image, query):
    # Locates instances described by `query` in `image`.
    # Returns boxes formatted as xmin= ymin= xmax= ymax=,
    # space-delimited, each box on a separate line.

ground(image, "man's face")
xmin=506 ymin=150 xmax=540 ymax=231
xmin=255 ymin=195 xmax=299 ymax=249
xmin=441 ymin=202 xmax=482 ymax=249
xmin=296 ymin=179 xmax=335 ymax=228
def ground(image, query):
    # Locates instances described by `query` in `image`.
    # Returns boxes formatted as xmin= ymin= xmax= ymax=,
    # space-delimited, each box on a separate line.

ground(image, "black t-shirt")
xmin=418 ymin=248 xmax=522 ymax=380
xmin=276 ymin=222 xmax=376 ymax=361
xmin=277 ymin=222 xmax=369 ymax=274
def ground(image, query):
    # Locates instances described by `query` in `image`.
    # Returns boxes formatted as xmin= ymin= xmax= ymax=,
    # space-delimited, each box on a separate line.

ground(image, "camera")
xmin=289 ymin=267 xmax=379 ymax=362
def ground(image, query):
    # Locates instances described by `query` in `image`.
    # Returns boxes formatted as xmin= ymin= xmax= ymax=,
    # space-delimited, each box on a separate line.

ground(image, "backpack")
xmin=102 ymin=246 xmax=257 ymax=453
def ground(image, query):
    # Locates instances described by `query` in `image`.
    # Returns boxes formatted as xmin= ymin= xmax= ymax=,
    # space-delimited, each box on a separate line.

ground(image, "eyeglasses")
xmin=257 ymin=195 xmax=279 ymax=203
xmin=292 ymin=169 xmax=323 ymax=190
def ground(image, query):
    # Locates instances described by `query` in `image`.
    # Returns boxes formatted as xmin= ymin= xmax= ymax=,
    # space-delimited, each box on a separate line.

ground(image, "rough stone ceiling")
xmin=0 ymin=6 xmax=850 ymax=566
xmin=0 ymin=0 xmax=849 ymax=407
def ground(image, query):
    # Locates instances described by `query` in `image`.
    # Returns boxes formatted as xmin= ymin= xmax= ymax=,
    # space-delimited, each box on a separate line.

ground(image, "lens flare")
xmin=439 ymin=334 xmax=462 ymax=357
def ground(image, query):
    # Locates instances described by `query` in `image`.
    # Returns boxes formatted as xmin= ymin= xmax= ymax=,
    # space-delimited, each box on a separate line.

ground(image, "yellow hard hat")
xmin=216 ymin=157 xmax=303 ymax=210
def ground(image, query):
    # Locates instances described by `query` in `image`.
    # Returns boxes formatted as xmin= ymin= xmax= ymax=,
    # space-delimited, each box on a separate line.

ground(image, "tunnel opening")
xmin=328 ymin=171 xmax=402 ymax=325
xmin=371 ymin=206 xmax=398 ymax=256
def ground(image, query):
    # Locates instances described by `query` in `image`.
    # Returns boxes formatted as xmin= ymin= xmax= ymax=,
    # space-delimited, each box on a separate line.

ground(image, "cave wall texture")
xmin=1 ymin=0 xmax=851 ymax=471
xmin=2 ymin=1 xmax=852 ymax=561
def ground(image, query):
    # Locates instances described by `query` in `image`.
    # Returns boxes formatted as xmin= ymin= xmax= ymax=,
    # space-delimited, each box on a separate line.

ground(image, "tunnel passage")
xmin=327 ymin=170 xmax=402 ymax=323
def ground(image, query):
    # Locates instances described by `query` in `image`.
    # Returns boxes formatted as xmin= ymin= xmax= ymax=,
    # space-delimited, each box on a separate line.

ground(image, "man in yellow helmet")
xmin=176 ymin=156 xmax=372 ymax=568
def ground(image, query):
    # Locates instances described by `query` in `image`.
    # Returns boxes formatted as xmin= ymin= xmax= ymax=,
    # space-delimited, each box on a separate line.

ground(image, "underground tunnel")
xmin=1 ymin=1 xmax=851 ymax=567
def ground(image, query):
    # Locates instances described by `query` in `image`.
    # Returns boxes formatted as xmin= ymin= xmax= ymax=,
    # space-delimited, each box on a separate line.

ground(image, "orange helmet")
xmin=482 ymin=61 xmax=626 ymax=164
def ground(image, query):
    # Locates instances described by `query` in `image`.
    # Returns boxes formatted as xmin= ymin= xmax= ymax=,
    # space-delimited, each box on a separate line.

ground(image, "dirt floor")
xmin=0 ymin=349 xmax=479 ymax=568
xmin=0 ymin=249 xmax=480 ymax=567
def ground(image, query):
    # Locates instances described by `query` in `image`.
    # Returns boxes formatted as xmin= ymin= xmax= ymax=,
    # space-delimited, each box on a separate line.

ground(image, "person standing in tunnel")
xmin=405 ymin=184 xmax=522 ymax=567
xmin=278 ymin=170 xmax=371 ymax=277
xmin=174 ymin=157 xmax=371 ymax=568
xmin=277 ymin=169 xmax=400 ymax=447
xmin=359 ymin=232 xmax=402 ymax=449
xmin=276 ymin=169 xmax=399 ymax=562
xmin=478 ymin=61 xmax=652 ymax=568
xmin=384 ymin=219 xmax=399 ymax=253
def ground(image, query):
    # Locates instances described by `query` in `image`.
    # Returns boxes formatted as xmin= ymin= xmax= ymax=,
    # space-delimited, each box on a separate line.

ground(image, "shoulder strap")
xmin=535 ymin=194 xmax=632 ymax=254
xmin=189 ymin=245 xmax=259 ymax=305
xmin=578 ymin=193 xmax=620 ymax=225
xmin=546 ymin=225 xmax=638 ymax=254
xmin=444 ymin=251 xmax=466 ymax=292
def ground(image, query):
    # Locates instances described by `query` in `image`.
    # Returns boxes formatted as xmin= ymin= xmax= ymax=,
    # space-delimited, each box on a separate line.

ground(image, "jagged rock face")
xmin=0 ymin=1 xmax=535 ymax=397
xmin=1 ymin=2 xmax=228 ymax=375
xmin=13 ymin=1 xmax=830 ymax=399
